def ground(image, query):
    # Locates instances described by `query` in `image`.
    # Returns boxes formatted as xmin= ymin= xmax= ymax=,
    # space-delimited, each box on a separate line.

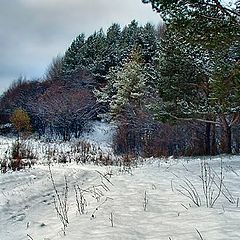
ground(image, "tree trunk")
xmin=226 ymin=126 xmax=232 ymax=154
xmin=211 ymin=123 xmax=217 ymax=155
xmin=221 ymin=122 xmax=232 ymax=154
xmin=205 ymin=122 xmax=211 ymax=155
xmin=205 ymin=120 xmax=217 ymax=156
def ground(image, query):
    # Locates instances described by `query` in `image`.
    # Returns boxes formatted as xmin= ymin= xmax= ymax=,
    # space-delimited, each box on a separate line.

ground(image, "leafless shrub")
xmin=0 ymin=160 xmax=7 ymax=173
xmin=1 ymin=140 xmax=37 ymax=172
xmin=58 ymin=152 xmax=68 ymax=164
xmin=143 ymin=191 xmax=148 ymax=211
xmin=74 ymin=183 xmax=107 ymax=214
xmin=96 ymin=170 xmax=114 ymax=189
xmin=177 ymin=177 xmax=202 ymax=207
xmin=27 ymin=234 xmax=34 ymax=240
xmin=73 ymin=140 xmax=92 ymax=163
xmin=109 ymin=212 xmax=114 ymax=227
xmin=176 ymin=158 xmax=234 ymax=208
xmin=48 ymin=164 xmax=69 ymax=235
xmin=117 ymin=154 xmax=136 ymax=175
xmin=74 ymin=185 xmax=88 ymax=215
xmin=73 ymin=169 xmax=113 ymax=218
xmin=200 ymin=161 xmax=223 ymax=207
xmin=195 ymin=228 xmax=204 ymax=240
xmin=71 ymin=141 xmax=116 ymax=166
xmin=1 ymin=151 xmax=10 ymax=173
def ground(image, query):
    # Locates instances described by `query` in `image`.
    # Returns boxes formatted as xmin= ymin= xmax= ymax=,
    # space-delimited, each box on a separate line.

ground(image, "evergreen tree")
xmin=144 ymin=0 xmax=240 ymax=154
xmin=153 ymin=31 xmax=209 ymax=118
xmin=137 ymin=23 xmax=159 ymax=64
xmin=149 ymin=30 xmax=219 ymax=154
xmin=137 ymin=23 xmax=161 ymax=92
xmin=105 ymin=23 xmax=122 ymax=70
xmin=62 ymin=21 xmax=160 ymax=85
xmin=209 ymin=45 xmax=240 ymax=153
xmin=62 ymin=33 xmax=85 ymax=77
xmin=142 ymin=0 xmax=239 ymax=50
xmin=121 ymin=20 xmax=140 ymax=60
xmin=96 ymin=49 xmax=147 ymax=119
xmin=76 ymin=29 xmax=107 ymax=82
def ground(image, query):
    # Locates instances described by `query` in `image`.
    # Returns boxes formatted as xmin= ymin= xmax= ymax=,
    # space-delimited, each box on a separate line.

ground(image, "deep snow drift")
xmin=0 ymin=135 xmax=240 ymax=240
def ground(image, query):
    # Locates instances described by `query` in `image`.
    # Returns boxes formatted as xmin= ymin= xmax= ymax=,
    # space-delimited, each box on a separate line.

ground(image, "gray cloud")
xmin=0 ymin=0 xmax=160 ymax=94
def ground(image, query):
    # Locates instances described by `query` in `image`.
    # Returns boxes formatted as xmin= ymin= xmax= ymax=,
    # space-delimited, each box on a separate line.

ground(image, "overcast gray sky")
xmin=0 ymin=0 xmax=160 ymax=95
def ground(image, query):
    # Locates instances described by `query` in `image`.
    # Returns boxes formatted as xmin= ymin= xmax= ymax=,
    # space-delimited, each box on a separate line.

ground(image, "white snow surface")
xmin=82 ymin=121 xmax=116 ymax=151
xmin=1 ymin=136 xmax=240 ymax=239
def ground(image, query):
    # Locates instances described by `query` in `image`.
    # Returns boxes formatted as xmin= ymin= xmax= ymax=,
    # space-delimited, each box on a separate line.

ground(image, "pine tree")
xmin=153 ymin=31 xmax=209 ymax=118
xmin=149 ymin=30 xmax=218 ymax=154
xmin=105 ymin=23 xmax=122 ymax=70
xmin=62 ymin=33 xmax=85 ymax=77
xmin=76 ymin=29 xmax=107 ymax=82
xmin=137 ymin=23 xmax=161 ymax=93
xmin=209 ymin=46 xmax=240 ymax=153
xmin=144 ymin=0 xmax=240 ymax=154
xmin=137 ymin=23 xmax=159 ymax=64
xmin=121 ymin=20 xmax=140 ymax=60
xmin=96 ymin=49 xmax=147 ymax=120
xmin=142 ymin=0 xmax=240 ymax=51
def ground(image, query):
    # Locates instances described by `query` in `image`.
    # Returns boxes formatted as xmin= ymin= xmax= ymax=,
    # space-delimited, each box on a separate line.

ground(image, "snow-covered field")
xmin=1 ymin=135 xmax=240 ymax=240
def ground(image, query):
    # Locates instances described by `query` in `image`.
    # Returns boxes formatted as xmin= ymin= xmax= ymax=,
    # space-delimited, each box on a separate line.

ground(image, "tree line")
xmin=0 ymin=21 xmax=160 ymax=142
xmin=0 ymin=0 xmax=239 ymax=156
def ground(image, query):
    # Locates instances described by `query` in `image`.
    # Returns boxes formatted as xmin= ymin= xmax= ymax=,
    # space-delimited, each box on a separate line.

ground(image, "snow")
xmin=1 ymin=149 xmax=240 ymax=239
xmin=0 ymin=121 xmax=116 ymax=168
xmin=1 ymin=133 xmax=240 ymax=239
xmin=81 ymin=121 xmax=116 ymax=151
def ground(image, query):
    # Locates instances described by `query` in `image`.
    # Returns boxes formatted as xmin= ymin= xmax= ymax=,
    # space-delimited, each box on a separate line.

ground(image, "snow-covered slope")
xmin=1 ymin=153 xmax=240 ymax=240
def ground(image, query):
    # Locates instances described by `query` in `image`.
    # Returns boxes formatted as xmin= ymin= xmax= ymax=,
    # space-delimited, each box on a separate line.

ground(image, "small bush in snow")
xmin=1 ymin=140 xmax=38 ymax=172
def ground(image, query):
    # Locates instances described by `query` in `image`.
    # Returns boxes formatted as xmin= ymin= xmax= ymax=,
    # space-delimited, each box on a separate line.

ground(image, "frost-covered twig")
xmin=200 ymin=159 xmax=226 ymax=207
xmin=143 ymin=191 xmax=148 ymax=211
xmin=195 ymin=228 xmax=204 ymax=240
xmin=48 ymin=164 xmax=69 ymax=235
xmin=109 ymin=212 xmax=114 ymax=227
xmin=177 ymin=177 xmax=201 ymax=207
xmin=91 ymin=197 xmax=113 ymax=219
xmin=211 ymin=166 xmax=235 ymax=204
xmin=74 ymin=185 xmax=87 ymax=215
xmin=27 ymin=234 xmax=34 ymax=240
xmin=177 ymin=158 xmax=231 ymax=208
xmin=96 ymin=170 xmax=114 ymax=186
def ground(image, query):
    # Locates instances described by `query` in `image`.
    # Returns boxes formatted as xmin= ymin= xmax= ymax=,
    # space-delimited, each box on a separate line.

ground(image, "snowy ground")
xmin=1 ymin=135 xmax=240 ymax=239
xmin=81 ymin=121 xmax=116 ymax=151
